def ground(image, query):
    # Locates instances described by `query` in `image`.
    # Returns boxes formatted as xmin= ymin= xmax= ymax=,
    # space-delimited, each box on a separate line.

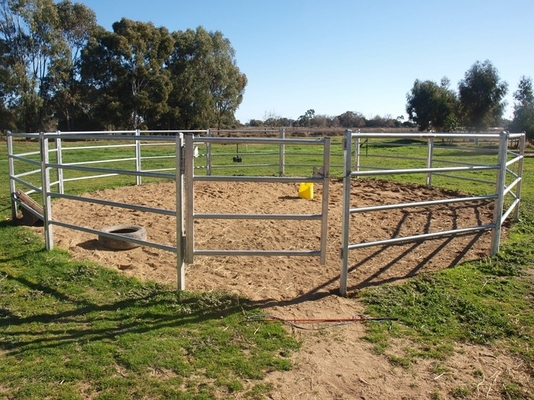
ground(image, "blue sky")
xmin=77 ymin=0 xmax=533 ymax=123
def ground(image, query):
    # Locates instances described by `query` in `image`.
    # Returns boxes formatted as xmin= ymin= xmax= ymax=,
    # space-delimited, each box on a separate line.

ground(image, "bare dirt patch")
xmin=32 ymin=179 xmax=531 ymax=399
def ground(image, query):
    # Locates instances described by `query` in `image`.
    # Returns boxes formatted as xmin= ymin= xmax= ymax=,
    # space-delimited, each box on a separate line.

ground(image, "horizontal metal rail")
xmin=211 ymin=151 xmax=281 ymax=156
xmin=351 ymin=132 xmax=509 ymax=139
xmin=193 ymin=175 xmax=323 ymax=183
xmin=427 ymin=158 xmax=495 ymax=168
xmin=502 ymin=198 xmax=521 ymax=222
xmin=10 ymin=154 xmax=42 ymax=166
xmin=195 ymin=136 xmax=327 ymax=146
xmin=139 ymin=167 xmax=175 ymax=173
xmin=11 ymin=177 xmax=42 ymax=192
xmin=49 ymin=192 xmax=176 ymax=216
xmin=50 ymin=220 xmax=177 ymax=253
xmin=503 ymin=177 xmax=522 ymax=197
xmin=194 ymin=213 xmax=322 ymax=220
xmin=60 ymin=173 xmax=120 ymax=182
xmin=139 ymin=155 xmax=176 ymax=160
xmin=9 ymin=150 xmax=41 ymax=158
xmin=61 ymin=157 xmax=137 ymax=166
xmin=347 ymin=224 xmax=494 ymax=250
xmin=506 ymin=156 xmax=523 ymax=167
xmin=429 ymin=173 xmax=495 ymax=185
xmin=42 ymin=133 xmax=181 ymax=141
xmin=45 ymin=162 xmax=175 ymax=180
xmin=193 ymin=249 xmax=321 ymax=257
xmin=351 ymin=164 xmax=498 ymax=177
xmin=13 ymin=169 xmax=42 ymax=179
xmin=349 ymin=195 xmax=496 ymax=214
xmin=358 ymin=153 xmax=429 ymax=162
xmin=208 ymin=163 xmax=279 ymax=169
xmin=58 ymin=143 xmax=137 ymax=151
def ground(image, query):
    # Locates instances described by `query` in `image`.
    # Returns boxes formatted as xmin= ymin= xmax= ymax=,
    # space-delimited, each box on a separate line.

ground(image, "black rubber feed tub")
xmin=98 ymin=225 xmax=147 ymax=250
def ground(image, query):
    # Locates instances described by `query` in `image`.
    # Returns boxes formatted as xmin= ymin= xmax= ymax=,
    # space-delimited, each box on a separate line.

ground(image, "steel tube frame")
xmin=40 ymin=132 xmax=54 ymax=250
xmin=176 ymin=134 xmax=186 ymax=290
xmin=339 ymin=129 xmax=525 ymax=296
xmin=182 ymin=133 xmax=331 ymax=280
xmin=7 ymin=133 xmax=17 ymax=220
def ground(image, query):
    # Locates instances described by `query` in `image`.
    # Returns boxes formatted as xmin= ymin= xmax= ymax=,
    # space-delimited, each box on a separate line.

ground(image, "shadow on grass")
xmin=0 ymin=264 xmax=251 ymax=355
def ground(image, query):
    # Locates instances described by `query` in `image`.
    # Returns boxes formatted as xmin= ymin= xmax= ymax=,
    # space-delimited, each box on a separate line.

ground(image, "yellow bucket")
xmin=298 ymin=182 xmax=314 ymax=199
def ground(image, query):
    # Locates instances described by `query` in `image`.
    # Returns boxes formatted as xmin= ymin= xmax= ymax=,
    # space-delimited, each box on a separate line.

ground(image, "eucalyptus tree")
xmin=337 ymin=111 xmax=366 ymax=128
xmin=48 ymin=0 xmax=97 ymax=131
xmin=406 ymin=77 xmax=459 ymax=131
xmin=81 ymin=18 xmax=174 ymax=129
xmin=165 ymin=26 xmax=247 ymax=129
xmin=0 ymin=0 xmax=96 ymax=132
xmin=510 ymin=76 xmax=534 ymax=138
xmin=0 ymin=0 xmax=59 ymax=131
xmin=458 ymin=60 xmax=508 ymax=131
xmin=0 ymin=36 xmax=16 ymax=129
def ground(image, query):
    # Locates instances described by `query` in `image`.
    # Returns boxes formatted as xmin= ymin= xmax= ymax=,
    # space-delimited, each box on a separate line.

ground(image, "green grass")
xmin=2 ymin=134 xmax=534 ymax=398
xmin=1 ymin=138 xmax=300 ymax=399
xmin=360 ymin=159 xmax=534 ymax=398
xmin=0 ymin=225 xmax=299 ymax=399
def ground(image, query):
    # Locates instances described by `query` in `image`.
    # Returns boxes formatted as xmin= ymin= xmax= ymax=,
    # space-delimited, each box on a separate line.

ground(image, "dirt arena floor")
xmin=31 ymin=179 xmax=531 ymax=399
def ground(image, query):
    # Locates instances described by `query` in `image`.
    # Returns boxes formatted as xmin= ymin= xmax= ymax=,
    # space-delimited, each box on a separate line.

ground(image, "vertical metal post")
xmin=490 ymin=131 xmax=508 ymax=255
xmin=279 ymin=128 xmax=285 ymax=176
xmin=184 ymin=133 xmax=195 ymax=264
xmin=135 ymin=129 xmax=142 ymax=185
xmin=513 ymin=133 xmax=526 ymax=221
xmin=55 ymin=131 xmax=64 ymax=194
xmin=7 ymin=132 xmax=17 ymax=221
xmin=426 ymin=136 xmax=434 ymax=186
xmin=40 ymin=132 xmax=54 ymax=250
xmin=340 ymin=129 xmax=352 ymax=296
xmin=354 ymin=136 xmax=361 ymax=172
xmin=175 ymin=133 xmax=185 ymax=290
xmin=206 ymin=128 xmax=212 ymax=176
xmin=354 ymin=129 xmax=362 ymax=171
xmin=319 ymin=136 xmax=331 ymax=265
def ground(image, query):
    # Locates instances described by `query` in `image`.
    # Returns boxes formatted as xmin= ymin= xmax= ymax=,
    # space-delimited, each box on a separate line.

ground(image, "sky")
xmin=75 ymin=0 xmax=534 ymax=123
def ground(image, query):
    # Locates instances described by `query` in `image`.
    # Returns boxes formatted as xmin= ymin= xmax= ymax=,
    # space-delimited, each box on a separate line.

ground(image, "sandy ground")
xmin=29 ymin=179 xmax=532 ymax=399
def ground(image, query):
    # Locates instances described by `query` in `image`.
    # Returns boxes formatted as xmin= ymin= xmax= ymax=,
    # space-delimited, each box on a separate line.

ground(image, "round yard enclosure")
xmin=7 ymin=129 xmax=528 ymax=399
xmin=8 ymin=129 xmax=524 ymax=300
xmin=43 ymin=179 xmax=497 ymax=301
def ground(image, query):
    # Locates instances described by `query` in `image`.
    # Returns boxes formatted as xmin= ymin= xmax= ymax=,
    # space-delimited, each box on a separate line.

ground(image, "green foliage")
xmin=459 ymin=60 xmax=508 ymax=131
xmin=510 ymin=76 xmax=534 ymax=139
xmin=165 ymin=27 xmax=247 ymax=130
xmin=0 ymin=1 xmax=246 ymax=132
xmin=0 ymin=0 xmax=97 ymax=132
xmin=337 ymin=110 xmax=366 ymax=128
xmin=81 ymin=19 xmax=174 ymax=130
xmin=406 ymin=78 xmax=459 ymax=131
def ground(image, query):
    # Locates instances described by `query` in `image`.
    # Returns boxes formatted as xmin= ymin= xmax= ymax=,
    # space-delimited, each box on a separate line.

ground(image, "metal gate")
xmin=176 ymin=133 xmax=331 ymax=290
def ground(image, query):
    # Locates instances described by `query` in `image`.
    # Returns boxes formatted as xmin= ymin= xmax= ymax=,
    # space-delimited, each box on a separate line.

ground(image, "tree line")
xmin=406 ymin=60 xmax=534 ymax=137
xmin=0 ymin=0 xmax=246 ymax=133
xmin=248 ymin=61 xmax=534 ymax=138
xmin=249 ymin=109 xmax=415 ymax=130
xmin=1 ymin=1 xmax=532 ymax=137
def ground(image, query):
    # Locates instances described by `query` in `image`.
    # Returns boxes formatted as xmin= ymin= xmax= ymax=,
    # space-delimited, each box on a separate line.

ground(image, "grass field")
xmin=1 ymin=134 xmax=533 ymax=399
